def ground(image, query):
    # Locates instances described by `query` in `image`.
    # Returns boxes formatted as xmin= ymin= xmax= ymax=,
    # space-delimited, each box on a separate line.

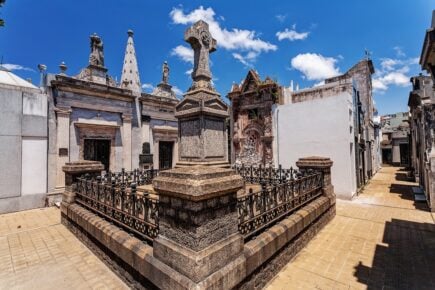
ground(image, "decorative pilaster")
xmin=55 ymin=107 xmax=72 ymax=189
xmin=122 ymin=114 xmax=132 ymax=170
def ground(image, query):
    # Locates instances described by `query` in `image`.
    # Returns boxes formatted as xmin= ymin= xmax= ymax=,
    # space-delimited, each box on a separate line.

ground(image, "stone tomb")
xmin=61 ymin=20 xmax=336 ymax=290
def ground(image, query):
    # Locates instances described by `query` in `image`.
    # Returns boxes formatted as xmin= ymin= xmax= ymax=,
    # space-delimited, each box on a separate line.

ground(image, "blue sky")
xmin=1 ymin=0 xmax=433 ymax=115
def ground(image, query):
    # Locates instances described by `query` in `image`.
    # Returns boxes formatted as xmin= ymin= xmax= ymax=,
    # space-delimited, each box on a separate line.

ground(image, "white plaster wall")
xmin=273 ymin=93 xmax=357 ymax=199
xmin=23 ymin=92 xmax=47 ymax=117
xmin=21 ymin=138 xmax=47 ymax=195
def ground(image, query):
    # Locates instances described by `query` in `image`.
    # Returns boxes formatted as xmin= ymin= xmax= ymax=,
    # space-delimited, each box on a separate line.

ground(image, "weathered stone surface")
xmin=154 ymin=233 xmax=243 ymax=283
xmin=228 ymin=70 xmax=281 ymax=166
xmin=153 ymin=166 xmax=244 ymax=200
xmin=296 ymin=156 xmax=335 ymax=198
xmin=175 ymin=20 xmax=229 ymax=166
xmin=62 ymin=160 xmax=104 ymax=186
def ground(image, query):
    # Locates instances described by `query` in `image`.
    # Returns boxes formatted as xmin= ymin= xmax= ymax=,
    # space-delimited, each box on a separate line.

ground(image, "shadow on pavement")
xmin=395 ymin=171 xmax=412 ymax=182
xmin=354 ymin=218 xmax=435 ymax=290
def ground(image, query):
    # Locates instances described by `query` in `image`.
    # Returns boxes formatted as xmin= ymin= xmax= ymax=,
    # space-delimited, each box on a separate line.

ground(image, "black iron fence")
xmin=233 ymin=164 xmax=304 ymax=185
xmin=75 ymin=169 xmax=159 ymax=243
xmin=237 ymin=169 xmax=323 ymax=240
xmin=73 ymin=166 xmax=323 ymax=243
xmin=100 ymin=168 xmax=159 ymax=186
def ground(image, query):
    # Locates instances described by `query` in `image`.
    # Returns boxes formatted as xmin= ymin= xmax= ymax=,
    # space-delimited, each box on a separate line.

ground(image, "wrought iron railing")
xmin=100 ymin=168 xmax=159 ymax=186
xmin=75 ymin=170 xmax=159 ymax=243
xmin=237 ymin=170 xmax=323 ymax=240
xmin=73 ymin=165 xmax=323 ymax=243
xmin=233 ymin=164 xmax=303 ymax=185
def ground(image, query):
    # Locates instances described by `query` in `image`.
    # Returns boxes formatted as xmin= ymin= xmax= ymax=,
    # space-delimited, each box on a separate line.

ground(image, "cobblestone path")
xmin=265 ymin=167 xmax=435 ymax=290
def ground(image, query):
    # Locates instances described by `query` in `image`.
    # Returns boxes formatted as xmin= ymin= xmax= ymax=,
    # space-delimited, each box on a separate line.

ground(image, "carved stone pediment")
xmin=176 ymin=98 xmax=200 ymax=112
xmin=204 ymin=97 xmax=228 ymax=112
xmin=241 ymin=70 xmax=261 ymax=93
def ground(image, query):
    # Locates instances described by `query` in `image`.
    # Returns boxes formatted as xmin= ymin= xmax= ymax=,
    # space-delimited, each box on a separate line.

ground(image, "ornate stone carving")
xmin=175 ymin=21 xmax=229 ymax=166
xmin=229 ymin=70 xmax=281 ymax=166
xmin=89 ymin=33 xmax=104 ymax=67
xmin=185 ymin=20 xmax=217 ymax=93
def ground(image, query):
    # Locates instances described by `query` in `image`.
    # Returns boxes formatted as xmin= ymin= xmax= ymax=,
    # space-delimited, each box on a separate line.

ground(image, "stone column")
xmin=55 ymin=107 xmax=71 ymax=189
xmin=296 ymin=156 xmax=334 ymax=198
xmin=122 ymin=114 xmax=132 ymax=171
xmin=152 ymin=166 xmax=245 ymax=287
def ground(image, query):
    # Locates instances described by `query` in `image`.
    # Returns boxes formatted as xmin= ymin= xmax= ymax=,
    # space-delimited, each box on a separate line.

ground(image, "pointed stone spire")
xmin=121 ymin=29 xmax=141 ymax=95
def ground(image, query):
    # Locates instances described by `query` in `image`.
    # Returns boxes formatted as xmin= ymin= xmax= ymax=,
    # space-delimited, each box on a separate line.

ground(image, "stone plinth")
xmin=296 ymin=156 xmax=334 ymax=198
xmin=61 ymin=161 xmax=104 ymax=204
xmin=152 ymin=166 xmax=244 ymax=283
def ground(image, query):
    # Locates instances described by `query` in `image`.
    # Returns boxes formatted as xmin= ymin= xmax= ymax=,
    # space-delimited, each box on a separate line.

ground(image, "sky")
xmin=0 ymin=0 xmax=434 ymax=115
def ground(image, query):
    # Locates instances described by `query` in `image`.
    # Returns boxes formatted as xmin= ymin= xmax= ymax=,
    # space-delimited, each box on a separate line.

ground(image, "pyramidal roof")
xmin=120 ymin=30 xmax=141 ymax=95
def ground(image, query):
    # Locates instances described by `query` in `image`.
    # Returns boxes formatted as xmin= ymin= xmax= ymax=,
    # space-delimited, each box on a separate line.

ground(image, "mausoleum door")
xmin=84 ymin=139 xmax=111 ymax=171
xmin=159 ymin=141 xmax=173 ymax=170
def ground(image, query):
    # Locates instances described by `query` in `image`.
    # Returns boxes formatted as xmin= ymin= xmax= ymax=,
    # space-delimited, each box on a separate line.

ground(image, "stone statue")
xmin=185 ymin=20 xmax=217 ymax=85
xmin=162 ymin=61 xmax=169 ymax=84
xmin=89 ymin=33 xmax=104 ymax=67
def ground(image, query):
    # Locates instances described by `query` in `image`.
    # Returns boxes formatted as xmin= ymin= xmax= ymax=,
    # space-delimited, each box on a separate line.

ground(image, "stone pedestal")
xmin=296 ymin=156 xmax=334 ymax=198
xmin=152 ymin=166 xmax=245 ymax=285
xmin=61 ymin=160 xmax=104 ymax=204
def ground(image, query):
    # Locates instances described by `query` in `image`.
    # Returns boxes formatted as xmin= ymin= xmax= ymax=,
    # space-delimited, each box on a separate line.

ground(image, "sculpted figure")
xmin=89 ymin=33 xmax=104 ymax=66
xmin=162 ymin=61 xmax=169 ymax=84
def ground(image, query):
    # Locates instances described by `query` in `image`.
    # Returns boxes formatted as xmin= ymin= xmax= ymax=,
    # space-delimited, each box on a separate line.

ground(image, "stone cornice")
xmin=51 ymin=75 xmax=135 ymax=102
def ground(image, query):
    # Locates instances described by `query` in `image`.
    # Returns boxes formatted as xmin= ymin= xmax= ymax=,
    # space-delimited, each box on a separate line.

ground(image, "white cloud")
xmin=276 ymin=27 xmax=309 ymax=41
xmin=393 ymin=46 xmax=406 ymax=57
xmin=290 ymin=53 xmax=341 ymax=81
xmin=169 ymin=6 xmax=276 ymax=65
xmin=380 ymin=58 xmax=400 ymax=71
xmin=373 ymin=55 xmax=418 ymax=92
xmin=275 ymin=14 xmax=287 ymax=23
xmin=185 ymin=69 xmax=193 ymax=75
xmin=171 ymin=45 xmax=194 ymax=63
xmin=141 ymin=83 xmax=154 ymax=92
xmin=2 ymin=63 xmax=34 ymax=71
xmin=372 ymin=79 xmax=388 ymax=91
xmin=373 ymin=72 xmax=409 ymax=92
xmin=172 ymin=86 xmax=183 ymax=96
xmin=232 ymin=51 xmax=259 ymax=67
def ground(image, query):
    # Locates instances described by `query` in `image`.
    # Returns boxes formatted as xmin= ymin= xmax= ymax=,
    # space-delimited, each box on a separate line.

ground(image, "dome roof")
xmin=0 ymin=67 xmax=39 ymax=90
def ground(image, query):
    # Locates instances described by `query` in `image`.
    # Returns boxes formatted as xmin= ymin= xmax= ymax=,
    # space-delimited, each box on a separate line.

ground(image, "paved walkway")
xmin=265 ymin=167 xmax=435 ymax=290
xmin=0 ymin=207 xmax=128 ymax=290
xmin=0 ymin=167 xmax=434 ymax=289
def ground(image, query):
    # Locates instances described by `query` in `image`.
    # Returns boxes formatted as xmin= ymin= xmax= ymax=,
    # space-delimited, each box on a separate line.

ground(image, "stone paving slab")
xmin=265 ymin=167 xmax=435 ymax=290
xmin=0 ymin=207 xmax=128 ymax=290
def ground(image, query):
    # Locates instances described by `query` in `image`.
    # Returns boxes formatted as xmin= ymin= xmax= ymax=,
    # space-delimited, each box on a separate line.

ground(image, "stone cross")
xmin=184 ymin=20 xmax=216 ymax=82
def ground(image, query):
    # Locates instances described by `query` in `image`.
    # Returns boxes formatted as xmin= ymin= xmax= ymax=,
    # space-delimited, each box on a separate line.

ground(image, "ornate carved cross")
xmin=184 ymin=20 xmax=217 ymax=82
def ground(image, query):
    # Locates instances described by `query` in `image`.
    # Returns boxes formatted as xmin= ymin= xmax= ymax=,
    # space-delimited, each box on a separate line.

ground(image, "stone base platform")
xmin=61 ymin=194 xmax=335 ymax=289
xmin=175 ymin=160 xmax=231 ymax=168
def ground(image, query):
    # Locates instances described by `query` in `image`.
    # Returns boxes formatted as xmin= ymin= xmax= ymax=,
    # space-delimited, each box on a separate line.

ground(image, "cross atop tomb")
xmin=185 ymin=20 xmax=217 ymax=83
